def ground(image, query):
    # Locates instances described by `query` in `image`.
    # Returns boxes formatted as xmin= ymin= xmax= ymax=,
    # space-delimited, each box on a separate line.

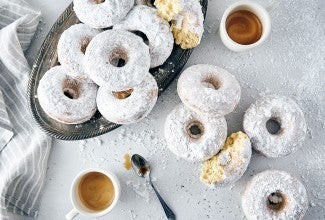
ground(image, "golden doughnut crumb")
xmin=154 ymin=0 xmax=181 ymax=21
xmin=112 ymin=88 xmax=133 ymax=99
xmin=171 ymin=16 xmax=201 ymax=49
xmin=123 ymin=153 xmax=132 ymax=170
xmin=200 ymin=131 xmax=248 ymax=185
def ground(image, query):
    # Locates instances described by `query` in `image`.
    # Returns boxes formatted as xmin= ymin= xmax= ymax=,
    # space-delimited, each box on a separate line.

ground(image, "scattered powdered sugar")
xmin=125 ymin=179 xmax=154 ymax=203
xmin=38 ymin=0 xmax=324 ymax=218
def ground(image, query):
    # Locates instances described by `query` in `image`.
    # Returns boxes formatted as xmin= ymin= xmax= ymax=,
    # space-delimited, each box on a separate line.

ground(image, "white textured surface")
xmin=17 ymin=0 xmax=325 ymax=219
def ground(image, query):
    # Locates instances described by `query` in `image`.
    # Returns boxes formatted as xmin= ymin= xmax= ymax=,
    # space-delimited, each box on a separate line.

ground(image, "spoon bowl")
xmin=131 ymin=154 xmax=151 ymax=178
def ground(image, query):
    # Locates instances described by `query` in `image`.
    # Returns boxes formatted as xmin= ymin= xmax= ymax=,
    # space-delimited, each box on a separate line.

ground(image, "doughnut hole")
xmin=112 ymin=88 xmax=134 ymax=99
xmin=62 ymin=78 xmax=81 ymax=99
xmin=109 ymin=47 xmax=128 ymax=67
xmin=267 ymin=191 xmax=287 ymax=212
xmin=266 ymin=118 xmax=282 ymax=135
xmin=186 ymin=120 xmax=205 ymax=140
xmin=130 ymin=31 xmax=149 ymax=46
xmin=93 ymin=0 xmax=105 ymax=4
xmin=80 ymin=37 xmax=91 ymax=54
xmin=202 ymin=76 xmax=221 ymax=90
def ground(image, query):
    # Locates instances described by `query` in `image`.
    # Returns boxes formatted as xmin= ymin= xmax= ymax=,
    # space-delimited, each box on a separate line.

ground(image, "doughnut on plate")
xmin=27 ymin=1 xmax=208 ymax=140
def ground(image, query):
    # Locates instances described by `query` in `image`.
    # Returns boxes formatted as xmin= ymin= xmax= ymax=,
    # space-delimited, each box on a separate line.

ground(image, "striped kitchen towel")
xmin=0 ymin=0 xmax=52 ymax=219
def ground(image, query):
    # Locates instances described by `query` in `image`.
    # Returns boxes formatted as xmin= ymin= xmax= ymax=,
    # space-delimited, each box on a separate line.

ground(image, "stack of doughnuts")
xmin=165 ymin=64 xmax=253 ymax=187
xmin=38 ymin=0 xmax=204 ymax=125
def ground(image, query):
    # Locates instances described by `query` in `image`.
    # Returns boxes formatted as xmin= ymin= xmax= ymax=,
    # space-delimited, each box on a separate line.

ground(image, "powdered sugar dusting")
xmin=242 ymin=170 xmax=308 ymax=219
xmin=84 ymin=29 xmax=151 ymax=90
xmin=114 ymin=5 xmax=174 ymax=68
xmin=243 ymin=95 xmax=307 ymax=157
xmin=73 ymin=0 xmax=133 ymax=28
xmin=177 ymin=64 xmax=241 ymax=117
xmin=164 ymin=104 xmax=227 ymax=161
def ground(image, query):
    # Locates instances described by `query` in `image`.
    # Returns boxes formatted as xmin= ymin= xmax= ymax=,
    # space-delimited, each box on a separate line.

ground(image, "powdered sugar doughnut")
xmin=164 ymin=105 xmax=227 ymax=162
xmin=114 ymin=5 xmax=174 ymax=68
xmin=154 ymin=0 xmax=204 ymax=49
xmin=242 ymin=170 xmax=308 ymax=220
xmin=97 ymin=74 xmax=158 ymax=124
xmin=243 ymin=95 xmax=307 ymax=157
xmin=84 ymin=29 xmax=150 ymax=90
xmin=37 ymin=66 xmax=97 ymax=124
xmin=177 ymin=64 xmax=241 ymax=117
xmin=57 ymin=24 xmax=101 ymax=80
xmin=201 ymin=131 xmax=251 ymax=188
xmin=73 ymin=0 xmax=133 ymax=28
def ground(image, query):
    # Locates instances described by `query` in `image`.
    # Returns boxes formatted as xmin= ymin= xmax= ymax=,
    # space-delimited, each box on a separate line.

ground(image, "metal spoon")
xmin=131 ymin=154 xmax=176 ymax=220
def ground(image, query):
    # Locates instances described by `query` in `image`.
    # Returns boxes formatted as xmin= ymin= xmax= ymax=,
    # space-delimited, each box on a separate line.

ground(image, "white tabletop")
xmin=15 ymin=0 xmax=325 ymax=219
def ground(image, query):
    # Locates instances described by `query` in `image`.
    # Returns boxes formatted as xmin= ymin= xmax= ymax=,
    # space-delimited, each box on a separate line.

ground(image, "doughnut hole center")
xmin=202 ymin=76 xmax=220 ymax=90
xmin=112 ymin=88 xmax=134 ymax=99
xmin=109 ymin=47 xmax=128 ymax=67
xmin=80 ymin=37 xmax=91 ymax=54
xmin=62 ymin=79 xmax=81 ymax=99
xmin=266 ymin=118 xmax=282 ymax=135
xmin=267 ymin=191 xmax=286 ymax=212
xmin=186 ymin=120 xmax=204 ymax=140
xmin=93 ymin=0 xmax=105 ymax=4
xmin=131 ymin=31 xmax=149 ymax=46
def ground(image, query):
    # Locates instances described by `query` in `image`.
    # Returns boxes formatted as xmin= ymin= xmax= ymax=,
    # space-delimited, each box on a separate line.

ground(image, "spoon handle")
xmin=150 ymin=181 xmax=176 ymax=220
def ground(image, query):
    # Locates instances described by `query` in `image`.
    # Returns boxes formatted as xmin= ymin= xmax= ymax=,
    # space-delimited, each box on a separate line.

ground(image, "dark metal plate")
xmin=27 ymin=1 xmax=208 ymax=140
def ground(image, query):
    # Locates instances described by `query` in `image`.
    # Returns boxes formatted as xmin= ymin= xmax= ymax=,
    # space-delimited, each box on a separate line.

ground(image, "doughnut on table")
xmin=16 ymin=0 xmax=325 ymax=219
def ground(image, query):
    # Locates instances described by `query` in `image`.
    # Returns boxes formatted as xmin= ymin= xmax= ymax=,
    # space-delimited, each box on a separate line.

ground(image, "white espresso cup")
xmin=220 ymin=0 xmax=271 ymax=52
xmin=65 ymin=168 xmax=121 ymax=220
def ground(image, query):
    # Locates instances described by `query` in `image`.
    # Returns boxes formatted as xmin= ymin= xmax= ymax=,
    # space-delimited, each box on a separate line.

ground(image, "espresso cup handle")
xmin=65 ymin=208 xmax=79 ymax=220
